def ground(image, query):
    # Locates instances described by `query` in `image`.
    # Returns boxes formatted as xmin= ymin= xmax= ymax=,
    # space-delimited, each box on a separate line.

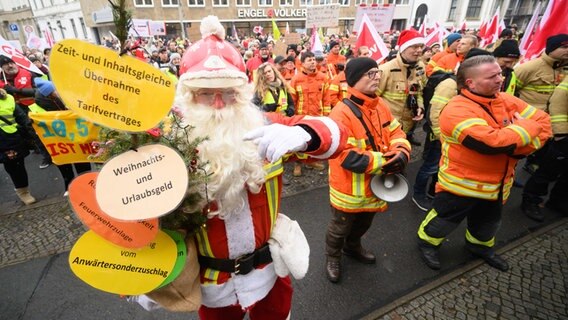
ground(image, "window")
xmin=320 ymin=0 xmax=331 ymax=4
xmin=447 ymin=0 xmax=458 ymax=21
xmin=355 ymin=0 xmax=366 ymax=5
xmin=213 ymin=0 xmax=228 ymax=5
xmin=280 ymin=0 xmax=293 ymax=6
xmin=258 ymin=0 xmax=272 ymax=6
xmin=300 ymin=0 xmax=313 ymax=6
xmin=188 ymin=0 xmax=204 ymax=6
xmin=466 ymin=0 xmax=483 ymax=19
xmin=134 ymin=0 xmax=153 ymax=6
xmin=338 ymin=0 xmax=349 ymax=6
xmin=79 ymin=17 xmax=88 ymax=38
xmin=162 ymin=0 xmax=179 ymax=5
xmin=388 ymin=0 xmax=409 ymax=4
xmin=57 ymin=20 xmax=65 ymax=39
xmin=70 ymin=19 xmax=78 ymax=38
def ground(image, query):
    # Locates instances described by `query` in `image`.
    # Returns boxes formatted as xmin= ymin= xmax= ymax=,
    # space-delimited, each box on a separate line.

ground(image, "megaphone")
xmin=370 ymin=174 xmax=409 ymax=202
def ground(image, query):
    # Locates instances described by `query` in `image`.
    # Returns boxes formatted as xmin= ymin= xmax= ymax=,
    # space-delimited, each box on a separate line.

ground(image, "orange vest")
xmin=328 ymin=88 xmax=411 ymax=213
xmin=434 ymin=53 xmax=464 ymax=74
xmin=326 ymin=71 xmax=348 ymax=108
xmin=438 ymin=89 xmax=552 ymax=201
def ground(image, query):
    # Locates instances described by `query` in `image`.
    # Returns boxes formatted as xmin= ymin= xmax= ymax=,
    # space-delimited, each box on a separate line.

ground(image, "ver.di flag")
xmin=355 ymin=13 xmax=389 ymax=63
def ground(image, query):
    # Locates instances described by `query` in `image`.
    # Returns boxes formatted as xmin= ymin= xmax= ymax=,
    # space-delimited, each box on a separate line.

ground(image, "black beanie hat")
xmin=493 ymin=40 xmax=520 ymax=58
xmin=465 ymin=48 xmax=492 ymax=60
xmin=329 ymin=40 xmax=340 ymax=50
xmin=546 ymin=33 xmax=568 ymax=54
xmin=345 ymin=57 xmax=378 ymax=87
xmin=0 ymin=55 xmax=14 ymax=67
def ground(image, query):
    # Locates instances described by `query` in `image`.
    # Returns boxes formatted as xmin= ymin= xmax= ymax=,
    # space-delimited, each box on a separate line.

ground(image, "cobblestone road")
xmin=373 ymin=221 xmax=568 ymax=320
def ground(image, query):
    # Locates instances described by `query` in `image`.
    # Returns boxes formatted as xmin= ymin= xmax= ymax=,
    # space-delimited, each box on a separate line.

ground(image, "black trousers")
xmin=3 ymin=158 xmax=29 ymax=188
xmin=523 ymin=138 xmax=568 ymax=205
xmin=418 ymin=192 xmax=502 ymax=254
xmin=325 ymin=207 xmax=376 ymax=260
xmin=57 ymin=163 xmax=92 ymax=190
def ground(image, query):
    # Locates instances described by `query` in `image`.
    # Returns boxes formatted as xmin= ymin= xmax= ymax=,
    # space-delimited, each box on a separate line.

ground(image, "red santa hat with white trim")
xmin=179 ymin=16 xmax=247 ymax=88
xmin=396 ymin=29 xmax=426 ymax=53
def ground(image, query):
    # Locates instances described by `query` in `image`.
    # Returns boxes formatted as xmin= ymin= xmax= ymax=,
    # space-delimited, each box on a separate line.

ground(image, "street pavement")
xmin=1 ymin=153 xmax=567 ymax=320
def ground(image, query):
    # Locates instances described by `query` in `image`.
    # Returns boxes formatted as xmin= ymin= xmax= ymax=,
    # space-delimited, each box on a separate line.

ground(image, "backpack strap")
xmin=342 ymin=98 xmax=378 ymax=152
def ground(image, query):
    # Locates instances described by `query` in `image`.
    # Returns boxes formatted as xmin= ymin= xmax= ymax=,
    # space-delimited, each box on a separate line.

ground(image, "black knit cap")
xmin=493 ymin=40 xmax=520 ymax=58
xmin=546 ymin=33 xmax=568 ymax=54
xmin=0 ymin=55 xmax=14 ymax=67
xmin=465 ymin=48 xmax=492 ymax=60
xmin=345 ymin=57 xmax=378 ymax=87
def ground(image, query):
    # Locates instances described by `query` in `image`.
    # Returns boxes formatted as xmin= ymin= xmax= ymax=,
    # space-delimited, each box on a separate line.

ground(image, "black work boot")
xmin=521 ymin=200 xmax=544 ymax=222
xmin=326 ymin=257 xmax=341 ymax=283
xmin=342 ymin=246 xmax=376 ymax=264
xmin=468 ymin=249 xmax=509 ymax=272
xmin=418 ymin=244 xmax=441 ymax=270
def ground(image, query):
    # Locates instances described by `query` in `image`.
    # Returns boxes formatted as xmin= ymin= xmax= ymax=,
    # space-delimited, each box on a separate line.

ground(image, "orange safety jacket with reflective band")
xmin=326 ymin=71 xmax=348 ymax=109
xmin=433 ymin=52 xmax=463 ymax=74
xmin=426 ymin=47 xmax=452 ymax=77
xmin=289 ymin=69 xmax=329 ymax=116
xmin=328 ymin=88 xmax=410 ymax=213
xmin=437 ymin=89 xmax=552 ymax=202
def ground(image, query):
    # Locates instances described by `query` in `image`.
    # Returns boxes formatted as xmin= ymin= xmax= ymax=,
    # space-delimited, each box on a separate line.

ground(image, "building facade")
xmin=31 ymin=0 xmax=94 ymax=44
xmin=0 ymin=0 xmax=35 ymax=46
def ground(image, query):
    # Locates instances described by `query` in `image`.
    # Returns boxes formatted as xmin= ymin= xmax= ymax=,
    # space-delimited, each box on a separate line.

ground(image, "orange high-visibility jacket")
xmin=289 ymin=69 xmax=330 ymax=116
xmin=326 ymin=71 xmax=348 ymax=108
xmin=426 ymin=47 xmax=452 ymax=77
xmin=433 ymin=52 xmax=464 ymax=74
xmin=328 ymin=88 xmax=411 ymax=213
xmin=437 ymin=89 xmax=552 ymax=202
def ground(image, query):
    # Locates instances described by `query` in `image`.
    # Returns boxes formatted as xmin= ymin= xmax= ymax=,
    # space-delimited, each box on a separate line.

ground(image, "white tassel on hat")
xmin=200 ymin=15 xmax=226 ymax=40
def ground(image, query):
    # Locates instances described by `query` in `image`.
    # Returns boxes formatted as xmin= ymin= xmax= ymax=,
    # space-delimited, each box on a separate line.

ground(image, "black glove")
xmin=382 ymin=150 xmax=409 ymax=174
xmin=3 ymin=85 xmax=19 ymax=95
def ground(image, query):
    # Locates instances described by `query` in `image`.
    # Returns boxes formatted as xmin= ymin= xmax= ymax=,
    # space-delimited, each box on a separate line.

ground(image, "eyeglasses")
xmin=366 ymin=69 xmax=381 ymax=79
xmin=195 ymin=89 xmax=237 ymax=105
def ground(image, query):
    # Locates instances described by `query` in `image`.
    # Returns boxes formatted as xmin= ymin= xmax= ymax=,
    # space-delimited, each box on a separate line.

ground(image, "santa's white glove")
xmin=268 ymin=214 xmax=310 ymax=279
xmin=126 ymin=295 xmax=162 ymax=311
xmin=243 ymin=124 xmax=311 ymax=163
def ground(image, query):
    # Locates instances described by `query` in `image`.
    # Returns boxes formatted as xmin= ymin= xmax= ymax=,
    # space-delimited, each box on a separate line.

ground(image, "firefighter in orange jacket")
xmin=325 ymin=58 xmax=411 ymax=283
xmin=326 ymin=69 xmax=348 ymax=109
xmin=426 ymin=33 xmax=461 ymax=77
xmin=417 ymin=56 xmax=552 ymax=272
xmin=433 ymin=35 xmax=478 ymax=75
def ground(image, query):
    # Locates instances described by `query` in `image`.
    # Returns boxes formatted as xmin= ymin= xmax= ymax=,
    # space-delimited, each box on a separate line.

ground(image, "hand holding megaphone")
xmin=382 ymin=150 xmax=409 ymax=174
xmin=370 ymin=173 xmax=409 ymax=202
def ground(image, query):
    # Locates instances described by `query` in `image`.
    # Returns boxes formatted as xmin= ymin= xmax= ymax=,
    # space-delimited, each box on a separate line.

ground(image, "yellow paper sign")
xmin=69 ymin=230 xmax=177 ymax=295
xmin=29 ymin=110 xmax=102 ymax=165
xmin=95 ymin=144 xmax=189 ymax=221
xmin=49 ymin=39 xmax=175 ymax=132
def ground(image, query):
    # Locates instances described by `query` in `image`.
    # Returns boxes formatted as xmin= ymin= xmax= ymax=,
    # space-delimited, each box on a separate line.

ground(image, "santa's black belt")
xmin=198 ymin=244 xmax=272 ymax=275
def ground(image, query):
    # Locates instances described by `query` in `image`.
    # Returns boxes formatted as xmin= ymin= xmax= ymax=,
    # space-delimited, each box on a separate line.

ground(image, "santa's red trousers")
xmin=198 ymin=276 xmax=293 ymax=320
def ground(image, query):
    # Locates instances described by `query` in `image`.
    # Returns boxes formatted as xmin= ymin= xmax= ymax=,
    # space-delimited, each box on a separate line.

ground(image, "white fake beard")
xmin=177 ymin=86 xmax=267 ymax=219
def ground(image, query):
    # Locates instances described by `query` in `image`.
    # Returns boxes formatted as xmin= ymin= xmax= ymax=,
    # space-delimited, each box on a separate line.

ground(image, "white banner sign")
xmin=128 ymin=19 xmax=151 ymax=38
xmin=353 ymin=5 xmax=396 ymax=33
xmin=149 ymin=21 xmax=166 ymax=36
xmin=306 ymin=5 xmax=340 ymax=28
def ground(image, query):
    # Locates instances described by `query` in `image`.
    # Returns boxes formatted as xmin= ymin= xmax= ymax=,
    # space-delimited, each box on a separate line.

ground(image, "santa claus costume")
xmin=138 ymin=16 xmax=347 ymax=320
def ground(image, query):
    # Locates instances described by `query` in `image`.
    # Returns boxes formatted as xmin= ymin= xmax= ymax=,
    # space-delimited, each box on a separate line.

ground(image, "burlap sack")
xmin=146 ymin=236 xmax=202 ymax=312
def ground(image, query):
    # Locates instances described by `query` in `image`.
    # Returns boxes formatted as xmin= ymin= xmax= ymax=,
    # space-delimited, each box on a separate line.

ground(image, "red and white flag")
xmin=285 ymin=22 xmax=290 ymax=35
xmin=478 ymin=20 xmax=487 ymax=38
xmin=481 ymin=7 xmax=500 ymax=47
xmin=418 ymin=22 xmax=426 ymax=36
xmin=460 ymin=20 xmax=467 ymax=31
xmin=523 ymin=0 xmax=568 ymax=61
xmin=310 ymin=25 xmax=324 ymax=54
xmin=425 ymin=26 xmax=448 ymax=49
xmin=0 ymin=36 xmax=43 ymax=74
xmin=519 ymin=1 xmax=542 ymax=55
xmin=43 ymin=30 xmax=54 ymax=48
xmin=355 ymin=13 xmax=389 ymax=63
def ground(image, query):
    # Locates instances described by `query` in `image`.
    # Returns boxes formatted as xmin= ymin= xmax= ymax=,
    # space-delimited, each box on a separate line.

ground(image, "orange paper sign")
xmin=68 ymin=172 xmax=159 ymax=248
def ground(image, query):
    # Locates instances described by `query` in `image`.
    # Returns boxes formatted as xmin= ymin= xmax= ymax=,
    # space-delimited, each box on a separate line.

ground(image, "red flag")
xmin=356 ymin=14 xmax=389 ymax=63
xmin=519 ymin=1 xmax=542 ymax=55
xmin=418 ymin=22 xmax=426 ymax=36
xmin=460 ymin=20 xmax=467 ymax=31
xmin=478 ymin=21 xmax=487 ymax=38
xmin=482 ymin=7 xmax=500 ymax=47
xmin=523 ymin=0 xmax=568 ymax=61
